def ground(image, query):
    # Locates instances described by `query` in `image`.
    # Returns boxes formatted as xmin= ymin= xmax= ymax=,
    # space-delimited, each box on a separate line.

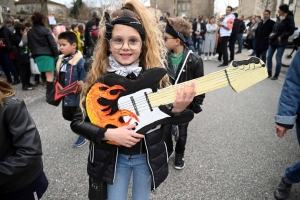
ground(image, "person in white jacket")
xmin=203 ymin=17 xmax=218 ymax=61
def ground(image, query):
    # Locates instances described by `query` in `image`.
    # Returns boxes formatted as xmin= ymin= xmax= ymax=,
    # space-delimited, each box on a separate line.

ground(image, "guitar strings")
xmin=115 ymin=68 xmax=258 ymax=110
xmin=117 ymin=68 xmax=259 ymax=109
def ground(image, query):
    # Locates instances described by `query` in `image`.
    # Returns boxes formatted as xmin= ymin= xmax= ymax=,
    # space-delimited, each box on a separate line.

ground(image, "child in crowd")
xmin=11 ymin=23 xmax=35 ymax=91
xmin=0 ymin=78 xmax=48 ymax=200
xmin=70 ymin=24 xmax=84 ymax=54
xmin=70 ymin=0 xmax=196 ymax=199
xmin=164 ymin=17 xmax=205 ymax=169
xmin=56 ymin=31 xmax=87 ymax=148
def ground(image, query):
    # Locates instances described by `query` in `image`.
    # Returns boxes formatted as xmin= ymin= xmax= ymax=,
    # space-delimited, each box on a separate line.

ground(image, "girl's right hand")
xmin=104 ymin=124 xmax=144 ymax=148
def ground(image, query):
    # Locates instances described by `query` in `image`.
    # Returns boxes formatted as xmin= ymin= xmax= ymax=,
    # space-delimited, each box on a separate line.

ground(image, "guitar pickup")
xmin=130 ymin=96 xmax=139 ymax=116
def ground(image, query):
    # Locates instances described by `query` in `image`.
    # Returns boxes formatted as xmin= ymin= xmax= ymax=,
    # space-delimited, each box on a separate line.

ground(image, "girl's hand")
xmin=104 ymin=124 xmax=144 ymax=148
xmin=276 ymin=124 xmax=288 ymax=138
xmin=172 ymin=83 xmax=196 ymax=113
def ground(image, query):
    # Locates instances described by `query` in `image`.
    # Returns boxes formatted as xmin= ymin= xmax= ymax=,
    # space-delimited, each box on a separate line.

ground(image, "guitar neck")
xmin=148 ymin=69 xmax=229 ymax=108
xmin=148 ymin=61 xmax=268 ymax=108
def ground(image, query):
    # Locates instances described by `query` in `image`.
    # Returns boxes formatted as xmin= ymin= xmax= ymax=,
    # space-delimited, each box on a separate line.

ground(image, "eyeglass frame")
xmin=108 ymin=38 xmax=143 ymax=50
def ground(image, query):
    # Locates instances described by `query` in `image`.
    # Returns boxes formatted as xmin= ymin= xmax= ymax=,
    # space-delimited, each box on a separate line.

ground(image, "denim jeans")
xmin=256 ymin=50 xmax=267 ymax=63
xmin=193 ymin=37 xmax=203 ymax=56
xmin=0 ymin=52 xmax=19 ymax=82
xmin=285 ymin=121 xmax=300 ymax=184
xmin=237 ymin=33 xmax=243 ymax=53
xmin=107 ymin=153 xmax=151 ymax=200
xmin=267 ymin=45 xmax=286 ymax=76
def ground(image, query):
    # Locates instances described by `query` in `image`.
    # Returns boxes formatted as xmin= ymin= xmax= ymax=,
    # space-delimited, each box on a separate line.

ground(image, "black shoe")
xmin=218 ymin=64 xmax=226 ymax=67
xmin=249 ymin=54 xmax=255 ymax=56
xmin=271 ymin=75 xmax=279 ymax=80
xmin=28 ymin=82 xmax=37 ymax=87
xmin=12 ymin=79 xmax=20 ymax=85
xmin=174 ymin=153 xmax=185 ymax=170
xmin=22 ymin=86 xmax=34 ymax=91
xmin=236 ymin=51 xmax=241 ymax=54
xmin=46 ymin=81 xmax=54 ymax=98
xmin=274 ymin=177 xmax=292 ymax=200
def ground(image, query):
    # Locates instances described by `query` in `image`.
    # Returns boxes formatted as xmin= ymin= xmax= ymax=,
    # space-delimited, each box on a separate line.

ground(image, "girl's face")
xmin=209 ymin=18 xmax=215 ymax=24
xmin=110 ymin=24 xmax=142 ymax=66
xmin=73 ymin=26 xmax=78 ymax=32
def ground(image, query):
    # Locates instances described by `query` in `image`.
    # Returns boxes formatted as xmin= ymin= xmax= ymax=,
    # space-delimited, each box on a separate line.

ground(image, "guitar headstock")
xmin=226 ymin=57 xmax=268 ymax=93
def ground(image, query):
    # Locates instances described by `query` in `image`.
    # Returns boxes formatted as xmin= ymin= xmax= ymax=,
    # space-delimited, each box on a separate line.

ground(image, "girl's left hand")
xmin=172 ymin=83 xmax=196 ymax=113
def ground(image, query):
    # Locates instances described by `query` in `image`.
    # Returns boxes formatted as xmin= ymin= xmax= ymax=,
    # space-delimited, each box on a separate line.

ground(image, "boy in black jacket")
xmin=164 ymin=17 xmax=205 ymax=169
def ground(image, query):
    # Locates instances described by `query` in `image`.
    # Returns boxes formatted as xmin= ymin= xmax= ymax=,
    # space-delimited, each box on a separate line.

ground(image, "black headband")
xmin=105 ymin=12 xmax=146 ymax=41
xmin=165 ymin=22 xmax=187 ymax=43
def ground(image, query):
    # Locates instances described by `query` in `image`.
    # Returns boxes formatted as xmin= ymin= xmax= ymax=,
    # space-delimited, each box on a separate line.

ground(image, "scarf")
xmin=107 ymin=54 xmax=142 ymax=77
xmin=60 ymin=51 xmax=77 ymax=72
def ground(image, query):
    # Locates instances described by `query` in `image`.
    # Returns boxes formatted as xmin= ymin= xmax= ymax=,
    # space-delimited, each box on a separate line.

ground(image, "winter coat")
xmin=166 ymin=47 xmax=205 ymax=113
xmin=269 ymin=12 xmax=295 ymax=47
xmin=55 ymin=51 xmax=87 ymax=107
xmin=0 ymin=98 xmax=44 ymax=194
xmin=275 ymin=49 xmax=300 ymax=129
xmin=27 ymin=24 xmax=59 ymax=57
xmin=255 ymin=19 xmax=275 ymax=51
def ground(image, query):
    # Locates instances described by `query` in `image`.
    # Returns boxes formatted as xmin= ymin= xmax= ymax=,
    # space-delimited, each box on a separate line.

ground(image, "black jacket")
xmin=230 ymin=18 xmax=240 ymax=40
xmin=0 ymin=98 xmax=43 ymax=194
xmin=192 ymin=21 xmax=207 ymax=40
xmin=11 ymin=33 xmax=30 ymax=64
xmin=166 ymin=48 xmax=205 ymax=113
xmin=71 ymin=81 xmax=169 ymax=190
xmin=0 ymin=26 xmax=14 ymax=53
xmin=84 ymin=19 xmax=96 ymax=49
xmin=269 ymin=12 xmax=295 ymax=47
xmin=255 ymin=19 xmax=275 ymax=51
xmin=27 ymin=24 xmax=58 ymax=57
xmin=238 ymin=19 xmax=246 ymax=34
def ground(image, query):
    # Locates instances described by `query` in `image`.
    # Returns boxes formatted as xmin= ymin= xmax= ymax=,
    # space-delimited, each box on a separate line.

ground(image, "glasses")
xmin=164 ymin=36 xmax=176 ymax=42
xmin=109 ymin=38 xmax=142 ymax=50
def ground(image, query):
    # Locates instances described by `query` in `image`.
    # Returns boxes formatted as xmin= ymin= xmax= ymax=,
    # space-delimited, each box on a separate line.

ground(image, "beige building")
xmin=14 ymin=0 xmax=68 ymax=19
xmin=150 ymin=0 xmax=214 ymax=19
xmin=0 ymin=0 xmax=17 ymax=17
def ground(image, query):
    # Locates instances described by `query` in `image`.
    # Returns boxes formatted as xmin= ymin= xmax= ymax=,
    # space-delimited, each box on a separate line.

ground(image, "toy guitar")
xmin=86 ymin=57 xmax=268 ymax=146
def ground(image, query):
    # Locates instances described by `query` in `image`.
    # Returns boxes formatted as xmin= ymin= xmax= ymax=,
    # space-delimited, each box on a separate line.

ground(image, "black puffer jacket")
xmin=269 ymin=12 xmax=295 ymax=47
xmin=27 ymin=24 xmax=59 ymax=57
xmin=0 ymin=98 xmax=43 ymax=194
xmin=166 ymin=48 xmax=205 ymax=113
xmin=71 ymin=94 xmax=168 ymax=190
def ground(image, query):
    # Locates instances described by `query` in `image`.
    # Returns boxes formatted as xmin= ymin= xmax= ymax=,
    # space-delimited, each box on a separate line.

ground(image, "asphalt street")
xmin=10 ymin=48 xmax=300 ymax=200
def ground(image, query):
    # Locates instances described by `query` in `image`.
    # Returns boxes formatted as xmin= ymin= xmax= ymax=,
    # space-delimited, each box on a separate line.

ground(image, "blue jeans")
xmin=107 ymin=153 xmax=151 ymax=200
xmin=0 ymin=52 xmax=19 ymax=82
xmin=267 ymin=45 xmax=286 ymax=76
xmin=285 ymin=121 xmax=300 ymax=184
xmin=237 ymin=33 xmax=243 ymax=53
xmin=256 ymin=50 xmax=267 ymax=63
xmin=193 ymin=37 xmax=203 ymax=56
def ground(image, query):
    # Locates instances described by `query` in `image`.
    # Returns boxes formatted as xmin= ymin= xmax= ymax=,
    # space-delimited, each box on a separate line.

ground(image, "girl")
xmin=71 ymin=0 xmax=196 ymax=199
xmin=70 ymin=24 xmax=84 ymax=54
xmin=203 ymin=17 xmax=217 ymax=61
xmin=0 ymin=78 xmax=48 ymax=200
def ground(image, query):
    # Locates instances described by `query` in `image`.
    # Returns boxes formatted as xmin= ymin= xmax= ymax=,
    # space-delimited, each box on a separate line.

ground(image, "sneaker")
xmin=22 ymin=86 xmax=34 ymax=91
xmin=174 ymin=153 xmax=185 ymax=170
xmin=209 ymin=56 xmax=212 ymax=61
xmin=73 ymin=136 xmax=88 ymax=148
xmin=204 ymin=56 xmax=207 ymax=61
xmin=274 ymin=177 xmax=292 ymax=200
xmin=248 ymin=49 xmax=253 ymax=53
xmin=215 ymin=59 xmax=221 ymax=62
xmin=271 ymin=75 xmax=279 ymax=80
xmin=218 ymin=64 xmax=227 ymax=67
xmin=12 ymin=79 xmax=20 ymax=85
xmin=236 ymin=51 xmax=241 ymax=54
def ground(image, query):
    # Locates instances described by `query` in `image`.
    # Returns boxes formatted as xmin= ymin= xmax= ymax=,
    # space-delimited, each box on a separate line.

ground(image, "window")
xmin=182 ymin=4 xmax=185 ymax=10
xmin=187 ymin=4 xmax=190 ymax=9
xmin=178 ymin=4 xmax=181 ymax=9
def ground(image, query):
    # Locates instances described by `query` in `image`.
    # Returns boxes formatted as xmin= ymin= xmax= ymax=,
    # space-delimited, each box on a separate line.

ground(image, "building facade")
xmin=150 ymin=0 xmax=214 ymax=19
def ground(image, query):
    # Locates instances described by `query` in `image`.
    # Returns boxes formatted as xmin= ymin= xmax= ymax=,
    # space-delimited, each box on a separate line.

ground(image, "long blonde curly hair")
xmin=0 ymin=78 xmax=15 ymax=106
xmin=80 ymin=0 xmax=168 ymax=116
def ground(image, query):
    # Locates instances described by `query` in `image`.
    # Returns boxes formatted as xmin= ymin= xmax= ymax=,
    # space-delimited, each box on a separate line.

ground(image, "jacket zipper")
xmin=143 ymin=137 xmax=156 ymax=189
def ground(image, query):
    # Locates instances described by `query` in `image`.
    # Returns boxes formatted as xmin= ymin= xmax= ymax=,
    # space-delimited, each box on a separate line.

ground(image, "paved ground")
xmin=7 ymin=47 xmax=300 ymax=200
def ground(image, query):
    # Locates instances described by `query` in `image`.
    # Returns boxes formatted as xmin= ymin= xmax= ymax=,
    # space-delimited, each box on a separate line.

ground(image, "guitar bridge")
xmin=130 ymin=96 xmax=139 ymax=116
xmin=144 ymin=92 xmax=153 ymax=111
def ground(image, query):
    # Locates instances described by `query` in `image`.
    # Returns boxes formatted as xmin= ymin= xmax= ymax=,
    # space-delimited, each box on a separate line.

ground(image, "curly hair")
xmin=80 ymin=0 xmax=168 ymax=116
xmin=166 ymin=17 xmax=192 ymax=39
xmin=0 ymin=78 xmax=15 ymax=106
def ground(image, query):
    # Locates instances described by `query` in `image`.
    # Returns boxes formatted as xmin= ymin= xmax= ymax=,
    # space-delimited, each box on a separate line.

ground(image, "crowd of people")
xmin=0 ymin=1 xmax=299 ymax=200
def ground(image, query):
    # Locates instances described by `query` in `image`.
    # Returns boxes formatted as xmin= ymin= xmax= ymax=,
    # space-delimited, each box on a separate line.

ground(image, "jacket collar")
xmin=56 ymin=51 xmax=83 ymax=73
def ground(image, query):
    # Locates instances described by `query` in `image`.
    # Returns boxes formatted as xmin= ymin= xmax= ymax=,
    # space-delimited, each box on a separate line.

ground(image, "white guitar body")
xmin=118 ymin=88 xmax=169 ymax=133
